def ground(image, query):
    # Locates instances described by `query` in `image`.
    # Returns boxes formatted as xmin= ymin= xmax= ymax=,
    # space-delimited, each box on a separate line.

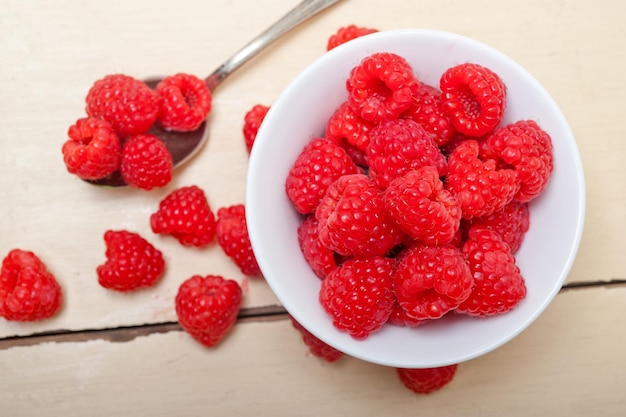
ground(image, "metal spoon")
xmin=90 ymin=0 xmax=343 ymax=186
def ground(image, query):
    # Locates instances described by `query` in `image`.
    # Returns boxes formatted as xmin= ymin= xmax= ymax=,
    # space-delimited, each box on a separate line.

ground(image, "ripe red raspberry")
xmin=297 ymin=215 xmax=337 ymax=279
xmin=316 ymin=174 xmax=404 ymax=257
xmin=86 ymin=74 xmax=160 ymax=136
xmin=326 ymin=24 xmax=378 ymax=51
xmin=290 ymin=315 xmax=344 ymax=362
xmin=346 ymin=52 xmax=420 ymax=123
xmin=286 ymin=137 xmax=359 ymax=215
xmin=397 ymin=364 xmax=458 ymax=394
xmin=446 ymin=140 xmax=520 ymax=218
xmin=383 ymin=166 xmax=462 ymax=246
xmin=395 ymin=243 xmax=473 ymax=320
xmin=96 ymin=230 xmax=165 ymax=292
xmin=120 ymin=133 xmax=173 ymax=190
xmin=62 ymin=117 xmax=121 ymax=180
xmin=464 ymin=201 xmax=530 ymax=253
xmin=480 ymin=120 xmax=554 ymax=202
xmin=440 ymin=62 xmax=506 ymax=137
xmin=243 ymin=104 xmax=270 ymax=153
xmin=0 ymin=249 xmax=63 ymax=321
xmin=175 ymin=274 xmax=242 ymax=347
xmin=156 ymin=73 xmax=212 ymax=132
xmin=402 ymin=83 xmax=455 ymax=145
xmin=457 ymin=228 xmax=526 ymax=317
xmin=325 ymin=101 xmax=376 ymax=153
xmin=319 ymin=256 xmax=396 ymax=339
xmin=216 ymin=204 xmax=261 ymax=277
xmin=366 ymin=118 xmax=447 ymax=189
xmin=388 ymin=301 xmax=427 ymax=328
xmin=150 ymin=185 xmax=216 ymax=247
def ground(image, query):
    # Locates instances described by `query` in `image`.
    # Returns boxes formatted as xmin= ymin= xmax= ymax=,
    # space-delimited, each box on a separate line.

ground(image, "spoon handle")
xmin=204 ymin=0 xmax=343 ymax=91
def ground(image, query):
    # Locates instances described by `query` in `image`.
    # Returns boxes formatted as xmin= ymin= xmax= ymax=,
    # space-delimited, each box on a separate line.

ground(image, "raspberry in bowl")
xmin=245 ymin=29 xmax=585 ymax=368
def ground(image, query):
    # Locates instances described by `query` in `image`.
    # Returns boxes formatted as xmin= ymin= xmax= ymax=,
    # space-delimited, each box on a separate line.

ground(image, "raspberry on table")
xmin=346 ymin=52 xmax=420 ymax=123
xmin=156 ymin=73 xmax=212 ymax=132
xmin=397 ymin=364 xmax=458 ymax=394
xmin=325 ymin=101 xmax=376 ymax=154
xmin=326 ymin=24 xmax=378 ymax=51
xmin=285 ymin=137 xmax=359 ymax=215
xmin=402 ymin=83 xmax=455 ymax=145
xmin=62 ymin=117 xmax=121 ymax=180
xmin=457 ymin=227 xmax=527 ymax=317
xmin=463 ymin=201 xmax=530 ymax=253
xmin=150 ymin=185 xmax=216 ymax=247
xmin=0 ymin=249 xmax=63 ymax=321
xmin=216 ymin=204 xmax=261 ymax=277
xmin=315 ymin=174 xmax=404 ymax=258
xmin=297 ymin=215 xmax=338 ymax=280
xmin=96 ymin=230 xmax=165 ymax=292
xmin=243 ymin=104 xmax=270 ymax=153
xmin=175 ymin=274 xmax=242 ymax=348
xmin=319 ymin=256 xmax=396 ymax=340
xmin=86 ymin=74 xmax=160 ymax=136
xmin=120 ymin=133 xmax=173 ymax=190
xmin=290 ymin=315 xmax=344 ymax=362
xmin=394 ymin=243 xmax=473 ymax=320
xmin=440 ymin=62 xmax=506 ymax=137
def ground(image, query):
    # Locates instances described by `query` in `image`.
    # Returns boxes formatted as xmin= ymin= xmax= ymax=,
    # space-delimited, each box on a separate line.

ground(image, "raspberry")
xmin=383 ymin=166 xmax=462 ymax=246
xmin=346 ymin=52 xmax=419 ymax=123
xmin=464 ymin=201 xmax=530 ymax=253
xmin=120 ymin=133 xmax=173 ymax=190
xmin=326 ymin=24 xmax=378 ymax=51
xmin=480 ymin=120 xmax=554 ymax=202
xmin=366 ymin=118 xmax=447 ymax=189
xmin=325 ymin=101 xmax=376 ymax=153
xmin=395 ymin=244 xmax=473 ymax=320
xmin=290 ymin=315 xmax=344 ymax=362
xmin=285 ymin=137 xmax=358 ymax=215
xmin=297 ymin=215 xmax=337 ymax=279
xmin=243 ymin=104 xmax=270 ymax=153
xmin=319 ymin=256 xmax=396 ymax=339
xmin=402 ymin=83 xmax=455 ymax=145
xmin=388 ymin=301 xmax=427 ymax=328
xmin=446 ymin=140 xmax=520 ymax=218
xmin=316 ymin=174 xmax=404 ymax=257
xmin=175 ymin=275 xmax=242 ymax=347
xmin=156 ymin=73 xmax=212 ymax=132
xmin=96 ymin=230 xmax=165 ymax=291
xmin=62 ymin=117 xmax=121 ymax=180
xmin=457 ymin=228 xmax=527 ymax=317
xmin=397 ymin=364 xmax=458 ymax=394
xmin=150 ymin=185 xmax=216 ymax=247
xmin=85 ymin=74 xmax=160 ymax=136
xmin=0 ymin=249 xmax=63 ymax=321
xmin=216 ymin=204 xmax=261 ymax=277
xmin=440 ymin=62 xmax=506 ymax=137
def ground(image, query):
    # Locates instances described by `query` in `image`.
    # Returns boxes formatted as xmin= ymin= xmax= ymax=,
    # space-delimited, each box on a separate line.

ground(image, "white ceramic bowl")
xmin=246 ymin=29 xmax=585 ymax=368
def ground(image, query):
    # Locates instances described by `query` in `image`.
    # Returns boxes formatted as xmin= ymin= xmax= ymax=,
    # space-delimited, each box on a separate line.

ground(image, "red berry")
xmin=397 ymin=364 xmax=458 ymax=394
xmin=243 ymin=104 xmax=270 ymax=153
xmin=96 ymin=230 xmax=165 ymax=292
xmin=346 ymin=52 xmax=419 ymax=123
xmin=86 ymin=74 xmax=160 ymax=136
xmin=216 ymin=204 xmax=261 ymax=277
xmin=286 ymin=137 xmax=358 ymax=215
xmin=290 ymin=315 xmax=344 ymax=362
xmin=446 ymin=140 xmax=520 ymax=218
xmin=402 ymin=83 xmax=455 ymax=145
xmin=120 ymin=133 xmax=173 ymax=190
xmin=325 ymin=101 xmax=376 ymax=153
xmin=150 ymin=185 xmax=216 ymax=247
xmin=62 ymin=117 xmax=121 ymax=180
xmin=316 ymin=174 xmax=404 ymax=258
xmin=440 ymin=63 xmax=506 ymax=137
xmin=0 ymin=249 xmax=63 ymax=321
xmin=395 ymin=244 xmax=473 ymax=320
xmin=366 ymin=118 xmax=447 ymax=189
xmin=319 ymin=256 xmax=396 ymax=339
xmin=326 ymin=24 xmax=378 ymax=51
xmin=383 ymin=166 xmax=462 ymax=246
xmin=175 ymin=275 xmax=242 ymax=347
xmin=156 ymin=73 xmax=212 ymax=132
xmin=388 ymin=301 xmax=428 ymax=328
xmin=457 ymin=228 xmax=527 ymax=317
xmin=297 ymin=215 xmax=337 ymax=279
xmin=464 ymin=201 xmax=530 ymax=253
